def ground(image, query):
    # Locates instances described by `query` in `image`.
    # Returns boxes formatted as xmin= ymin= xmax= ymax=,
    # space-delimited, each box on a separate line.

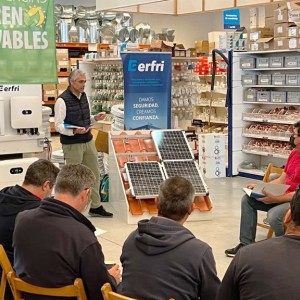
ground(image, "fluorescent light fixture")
xmin=96 ymin=0 xmax=168 ymax=11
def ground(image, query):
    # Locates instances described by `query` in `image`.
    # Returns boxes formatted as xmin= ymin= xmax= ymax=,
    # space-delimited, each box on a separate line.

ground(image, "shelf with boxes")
xmin=231 ymin=49 xmax=300 ymax=177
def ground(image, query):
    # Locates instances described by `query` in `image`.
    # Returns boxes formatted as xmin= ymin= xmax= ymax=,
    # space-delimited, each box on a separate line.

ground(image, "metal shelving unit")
xmin=230 ymin=49 xmax=300 ymax=178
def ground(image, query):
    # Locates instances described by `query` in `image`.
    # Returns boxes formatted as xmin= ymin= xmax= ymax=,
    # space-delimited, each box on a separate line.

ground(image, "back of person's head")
xmin=54 ymin=164 xmax=95 ymax=197
xmin=23 ymin=159 xmax=60 ymax=188
xmin=290 ymin=186 xmax=300 ymax=226
xmin=158 ymin=176 xmax=195 ymax=221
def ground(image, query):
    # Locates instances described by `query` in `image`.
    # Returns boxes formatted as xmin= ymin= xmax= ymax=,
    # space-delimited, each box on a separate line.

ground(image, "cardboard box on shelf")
xmin=289 ymin=37 xmax=300 ymax=48
xmin=43 ymin=89 xmax=57 ymax=96
xmin=249 ymin=27 xmax=273 ymax=41
xmin=57 ymin=60 xmax=70 ymax=72
xmin=56 ymin=83 xmax=68 ymax=90
xmin=249 ymin=37 xmax=274 ymax=51
xmin=198 ymin=133 xmax=226 ymax=157
xmin=199 ymin=155 xmax=226 ymax=178
xmin=58 ymin=77 xmax=69 ymax=84
xmin=274 ymin=37 xmax=289 ymax=49
xmin=274 ymin=23 xmax=290 ymax=37
xmin=265 ymin=16 xmax=274 ymax=30
xmin=43 ymin=84 xmax=57 ymax=90
xmin=250 ymin=7 xmax=259 ymax=29
xmin=288 ymin=24 xmax=300 ymax=37
xmin=274 ymin=1 xmax=300 ymax=23
xmin=209 ymin=42 xmax=215 ymax=53
xmin=43 ymin=95 xmax=56 ymax=102
xmin=56 ymin=49 xmax=69 ymax=61
xmin=208 ymin=31 xmax=226 ymax=49
xmin=195 ymin=40 xmax=209 ymax=53
xmin=186 ymin=48 xmax=197 ymax=57
xmin=150 ymin=39 xmax=174 ymax=52
xmin=69 ymin=57 xmax=83 ymax=65
xmin=173 ymin=44 xmax=186 ymax=57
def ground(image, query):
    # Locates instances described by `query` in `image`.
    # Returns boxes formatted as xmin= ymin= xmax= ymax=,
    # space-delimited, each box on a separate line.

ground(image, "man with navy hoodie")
xmin=0 ymin=159 xmax=59 ymax=299
xmin=121 ymin=176 xmax=220 ymax=300
xmin=0 ymin=159 xmax=59 ymax=264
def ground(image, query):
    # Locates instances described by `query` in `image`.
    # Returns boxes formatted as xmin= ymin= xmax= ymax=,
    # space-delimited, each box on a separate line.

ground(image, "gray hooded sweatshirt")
xmin=121 ymin=216 xmax=220 ymax=300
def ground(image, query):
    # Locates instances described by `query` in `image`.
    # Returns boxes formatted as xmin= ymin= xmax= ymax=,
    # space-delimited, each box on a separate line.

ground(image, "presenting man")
xmin=225 ymin=121 xmax=300 ymax=257
xmin=121 ymin=176 xmax=220 ymax=300
xmin=54 ymin=69 xmax=112 ymax=217
xmin=13 ymin=164 xmax=120 ymax=300
xmin=217 ymin=187 xmax=300 ymax=300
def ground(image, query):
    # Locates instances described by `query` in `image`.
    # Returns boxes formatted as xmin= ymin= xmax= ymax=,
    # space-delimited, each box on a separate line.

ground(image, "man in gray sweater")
xmin=217 ymin=186 xmax=300 ymax=300
xmin=121 ymin=176 xmax=220 ymax=300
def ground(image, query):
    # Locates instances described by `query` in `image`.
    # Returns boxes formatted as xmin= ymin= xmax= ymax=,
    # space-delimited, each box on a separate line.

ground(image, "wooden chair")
xmin=7 ymin=271 xmax=87 ymax=300
xmin=257 ymin=163 xmax=284 ymax=239
xmin=101 ymin=283 xmax=175 ymax=300
xmin=0 ymin=244 xmax=14 ymax=300
xmin=101 ymin=283 xmax=137 ymax=300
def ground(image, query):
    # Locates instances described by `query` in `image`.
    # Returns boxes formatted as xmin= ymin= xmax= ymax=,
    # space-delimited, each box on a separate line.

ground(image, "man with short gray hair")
xmin=121 ymin=176 xmax=220 ymax=300
xmin=54 ymin=69 xmax=112 ymax=217
xmin=13 ymin=164 xmax=120 ymax=300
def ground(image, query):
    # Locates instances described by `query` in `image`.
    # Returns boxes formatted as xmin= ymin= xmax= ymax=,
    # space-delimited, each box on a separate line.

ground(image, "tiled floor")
xmin=51 ymin=134 xmax=267 ymax=280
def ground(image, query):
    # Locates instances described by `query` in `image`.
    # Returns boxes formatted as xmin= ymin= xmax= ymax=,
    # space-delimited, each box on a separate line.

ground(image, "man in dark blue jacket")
xmin=13 ymin=164 xmax=120 ymax=300
xmin=0 ymin=159 xmax=59 ymax=299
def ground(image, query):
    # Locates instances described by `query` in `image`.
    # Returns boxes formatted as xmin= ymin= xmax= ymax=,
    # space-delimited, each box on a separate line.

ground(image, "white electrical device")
xmin=0 ymin=157 xmax=39 ymax=189
xmin=0 ymin=96 xmax=45 ymax=155
xmin=10 ymin=96 xmax=42 ymax=129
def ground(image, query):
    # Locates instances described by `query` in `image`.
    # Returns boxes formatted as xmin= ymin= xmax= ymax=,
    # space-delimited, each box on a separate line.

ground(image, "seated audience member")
xmin=217 ymin=187 xmax=300 ymax=300
xmin=121 ymin=176 xmax=220 ymax=300
xmin=226 ymin=121 xmax=300 ymax=257
xmin=0 ymin=159 xmax=59 ymax=263
xmin=13 ymin=164 xmax=120 ymax=300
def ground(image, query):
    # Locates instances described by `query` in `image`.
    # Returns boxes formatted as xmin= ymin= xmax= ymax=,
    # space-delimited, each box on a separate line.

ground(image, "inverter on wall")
xmin=0 ymin=158 xmax=38 ymax=189
xmin=10 ymin=96 xmax=42 ymax=129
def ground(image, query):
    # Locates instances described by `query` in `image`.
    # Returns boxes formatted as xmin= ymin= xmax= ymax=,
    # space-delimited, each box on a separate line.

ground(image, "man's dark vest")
xmin=59 ymin=87 xmax=93 ymax=145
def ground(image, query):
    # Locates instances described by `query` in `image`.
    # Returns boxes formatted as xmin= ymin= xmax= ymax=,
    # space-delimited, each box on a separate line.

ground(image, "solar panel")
xmin=125 ymin=161 xmax=165 ymax=199
xmin=162 ymin=160 xmax=208 ymax=196
xmin=151 ymin=130 xmax=194 ymax=160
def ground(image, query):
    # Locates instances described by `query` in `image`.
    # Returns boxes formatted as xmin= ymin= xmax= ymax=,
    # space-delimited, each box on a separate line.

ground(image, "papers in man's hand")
xmin=243 ymin=182 xmax=290 ymax=199
xmin=64 ymin=123 xmax=82 ymax=129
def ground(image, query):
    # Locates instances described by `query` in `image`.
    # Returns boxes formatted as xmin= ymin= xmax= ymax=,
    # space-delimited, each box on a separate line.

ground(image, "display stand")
xmin=109 ymin=130 xmax=213 ymax=224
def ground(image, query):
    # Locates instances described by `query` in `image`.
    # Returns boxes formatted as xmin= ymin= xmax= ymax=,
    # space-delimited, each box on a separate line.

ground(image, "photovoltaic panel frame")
xmin=151 ymin=130 xmax=194 ymax=160
xmin=162 ymin=160 xmax=208 ymax=196
xmin=125 ymin=161 xmax=165 ymax=199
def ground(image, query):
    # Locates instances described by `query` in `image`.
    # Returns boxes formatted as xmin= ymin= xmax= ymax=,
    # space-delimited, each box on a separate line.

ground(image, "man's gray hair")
xmin=158 ymin=176 xmax=195 ymax=221
xmin=69 ymin=69 xmax=86 ymax=83
xmin=54 ymin=164 xmax=96 ymax=197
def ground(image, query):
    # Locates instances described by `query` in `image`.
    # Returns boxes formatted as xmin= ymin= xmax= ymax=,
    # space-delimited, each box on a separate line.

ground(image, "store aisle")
xmin=50 ymin=135 xmax=267 ymax=279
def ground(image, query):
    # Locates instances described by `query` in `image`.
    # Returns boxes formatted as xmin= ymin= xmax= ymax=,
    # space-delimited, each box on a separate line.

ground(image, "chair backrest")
xmin=0 ymin=244 xmax=14 ymax=300
xmin=101 ymin=283 xmax=137 ymax=300
xmin=263 ymin=163 xmax=283 ymax=183
xmin=7 ymin=271 xmax=87 ymax=300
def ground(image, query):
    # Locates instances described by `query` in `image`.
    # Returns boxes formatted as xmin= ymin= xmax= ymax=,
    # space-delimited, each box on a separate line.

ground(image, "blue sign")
xmin=223 ymin=9 xmax=240 ymax=29
xmin=121 ymin=52 xmax=172 ymax=130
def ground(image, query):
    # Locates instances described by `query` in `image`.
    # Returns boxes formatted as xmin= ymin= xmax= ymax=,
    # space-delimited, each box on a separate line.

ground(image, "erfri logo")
xmin=128 ymin=59 xmax=165 ymax=72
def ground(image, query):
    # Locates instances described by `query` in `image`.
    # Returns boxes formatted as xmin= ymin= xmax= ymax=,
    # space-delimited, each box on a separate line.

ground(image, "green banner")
xmin=0 ymin=0 xmax=57 ymax=83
